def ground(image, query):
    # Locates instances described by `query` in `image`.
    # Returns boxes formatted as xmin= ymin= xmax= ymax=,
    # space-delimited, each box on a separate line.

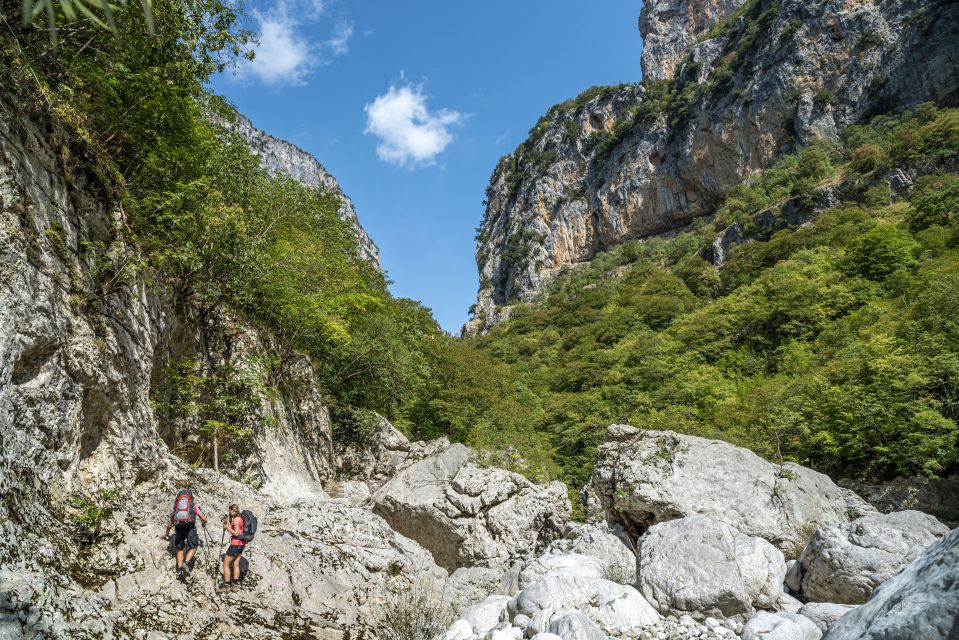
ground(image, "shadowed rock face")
xmin=468 ymin=0 xmax=959 ymax=333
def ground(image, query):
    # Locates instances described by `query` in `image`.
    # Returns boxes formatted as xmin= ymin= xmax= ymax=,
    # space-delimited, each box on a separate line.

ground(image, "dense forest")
xmin=6 ymin=1 xmax=957 ymax=507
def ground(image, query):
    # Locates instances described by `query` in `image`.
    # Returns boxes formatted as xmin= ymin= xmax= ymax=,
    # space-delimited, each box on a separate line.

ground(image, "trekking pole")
xmin=202 ymin=525 xmax=214 ymax=577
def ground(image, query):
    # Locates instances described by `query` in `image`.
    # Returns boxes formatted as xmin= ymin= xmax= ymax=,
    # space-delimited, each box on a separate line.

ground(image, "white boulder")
xmin=591 ymin=428 xmax=875 ymax=557
xmin=461 ymin=595 xmax=511 ymax=637
xmin=637 ymin=515 xmax=786 ymax=618
xmin=444 ymin=619 xmax=476 ymax=640
xmin=372 ymin=445 xmax=570 ymax=571
xmin=517 ymin=553 xmax=604 ymax=590
xmin=548 ymin=611 xmax=606 ymax=640
xmin=795 ymin=510 xmax=949 ymax=604
xmin=798 ymin=603 xmax=856 ymax=633
xmin=510 ymin=575 xmax=660 ymax=629
xmin=742 ymin=611 xmax=823 ymax=640
xmin=823 ymin=526 xmax=959 ymax=640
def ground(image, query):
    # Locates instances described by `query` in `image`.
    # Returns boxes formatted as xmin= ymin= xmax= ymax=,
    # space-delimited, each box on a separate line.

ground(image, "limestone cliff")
xmin=468 ymin=0 xmax=959 ymax=333
xmin=233 ymin=113 xmax=382 ymax=270
xmin=0 ymin=90 xmax=415 ymax=636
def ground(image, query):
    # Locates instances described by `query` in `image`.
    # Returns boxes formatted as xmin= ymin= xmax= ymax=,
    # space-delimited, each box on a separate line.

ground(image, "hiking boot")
xmin=215 ymin=584 xmax=231 ymax=594
xmin=181 ymin=563 xmax=191 ymax=577
xmin=176 ymin=565 xmax=184 ymax=579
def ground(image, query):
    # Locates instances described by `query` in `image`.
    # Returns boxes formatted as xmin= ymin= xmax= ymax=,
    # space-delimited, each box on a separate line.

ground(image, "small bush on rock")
xmin=378 ymin=581 xmax=457 ymax=640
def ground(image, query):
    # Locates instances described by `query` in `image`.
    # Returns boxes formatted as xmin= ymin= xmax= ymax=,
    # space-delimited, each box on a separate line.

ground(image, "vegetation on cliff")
xmin=458 ymin=105 xmax=959 ymax=492
xmin=1 ymin=1 xmax=472 ymax=458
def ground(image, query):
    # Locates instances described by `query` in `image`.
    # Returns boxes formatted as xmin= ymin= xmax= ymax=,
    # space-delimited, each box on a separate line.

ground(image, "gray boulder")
xmin=461 ymin=595 xmax=511 ymax=637
xmin=509 ymin=575 xmax=660 ymax=630
xmin=796 ymin=510 xmax=949 ymax=604
xmin=333 ymin=416 xmax=451 ymax=494
xmin=742 ymin=611 xmax=823 ymax=640
xmin=776 ymin=592 xmax=804 ymax=614
xmin=637 ymin=515 xmax=786 ymax=618
xmin=545 ymin=521 xmax=636 ymax=584
xmin=447 ymin=566 xmax=510 ymax=609
xmin=372 ymin=445 xmax=570 ymax=571
xmin=823 ymin=526 xmax=959 ymax=640
xmin=517 ymin=554 xmax=604 ymax=591
xmin=798 ymin=603 xmax=856 ymax=633
xmin=548 ymin=611 xmax=606 ymax=640
xmin=591 ymin=427 xmax=876 ymax=557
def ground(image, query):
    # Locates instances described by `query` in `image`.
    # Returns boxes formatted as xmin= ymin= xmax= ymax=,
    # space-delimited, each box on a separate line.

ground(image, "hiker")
xmin=218 ymin=503 xmax=247 ymax=593
xmin=163 ymin=488 xmax=208 ymax=579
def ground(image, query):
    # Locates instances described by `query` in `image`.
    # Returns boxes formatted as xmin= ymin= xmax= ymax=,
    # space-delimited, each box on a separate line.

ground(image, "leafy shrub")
xmin=910 ymin=173 xmax=959 ymax=230
xmin=849 ymin=143 xmax=888 ymax=174
xmin=814 ymin=89 xmax=836 ymax=106
xmin=844 ymin=225 xmax=918 ymax=281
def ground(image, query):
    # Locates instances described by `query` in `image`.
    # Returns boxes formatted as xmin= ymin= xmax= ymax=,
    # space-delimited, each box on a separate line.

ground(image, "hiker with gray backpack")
xmin=163 ymin=488 xmax=208 ymax=580
xmin=217 ymin=503 xmax=257 ymax=593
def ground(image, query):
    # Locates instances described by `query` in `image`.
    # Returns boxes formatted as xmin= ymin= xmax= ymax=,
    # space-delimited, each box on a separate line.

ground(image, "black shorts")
xmin=174 ymin=524 xmax=199 ymax=550
xmin=225 ymin=544 xmax=245 ymax=557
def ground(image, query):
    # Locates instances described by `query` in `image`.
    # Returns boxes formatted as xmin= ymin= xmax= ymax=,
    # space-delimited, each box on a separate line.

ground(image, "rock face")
xmin=468 ymin=0 xmax=959 ymax=332
xmin=637 ymin=515 xmax=786 ymax=619
xmin=0 ymin=92 xmax=440 ymax=637
xmin=640 ymin=0 xmax=747 ymax=81
xmin=0 ymin=466 xmax=447 ymax=638
xmin=823 ymin=526 xmax=959 ymax=640
xmin=233 ymin=113 xmax=381 ymax=269
xmin=591 ymin=427 xmax=875 ymax=557
xmin=333 ymin=415 xmax=451 ymax=496
xmin=793 ymin=510 xmax=949 ymax=604
xmin=372 ymin=444 xmax=571 ymax=571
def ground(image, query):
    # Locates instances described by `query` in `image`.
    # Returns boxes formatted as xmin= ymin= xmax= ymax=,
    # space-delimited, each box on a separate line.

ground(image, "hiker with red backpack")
xmin=217 ymin=503 xmax=256 ymax=593
xmin=163 ymin=488 xmax=208 ymax=580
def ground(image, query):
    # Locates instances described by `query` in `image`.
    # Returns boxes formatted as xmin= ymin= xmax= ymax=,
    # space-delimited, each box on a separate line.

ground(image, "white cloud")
xmin=245 ymin=14 xmax=314 ymax=85
xmin=238 ymin=0 xmax=352 ymax=86
xmin=326 ymin=20 xmax=353 ymax=56
xmin=364 ymin=83 xmax=464 ymax=168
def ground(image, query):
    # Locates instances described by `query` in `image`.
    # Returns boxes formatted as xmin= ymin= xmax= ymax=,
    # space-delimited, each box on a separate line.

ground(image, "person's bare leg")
xmin=220 ymin=555 xmax=231 ymax=588
xmin=176 ymin=548 xmax=184 ymax=568
xmin=185 ymin=547 xmax=197 ymax=564
xmin=231 ymin=555 xmax=241 ymax=588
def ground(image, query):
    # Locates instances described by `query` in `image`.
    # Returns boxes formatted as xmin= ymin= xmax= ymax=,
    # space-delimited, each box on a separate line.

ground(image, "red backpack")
xmin=173 ymin=490 xmax=195 ymax=525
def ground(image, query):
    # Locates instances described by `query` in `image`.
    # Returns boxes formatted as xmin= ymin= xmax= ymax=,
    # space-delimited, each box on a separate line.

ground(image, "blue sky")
xmin=212 ymin=0 xmax=644 ymax=333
